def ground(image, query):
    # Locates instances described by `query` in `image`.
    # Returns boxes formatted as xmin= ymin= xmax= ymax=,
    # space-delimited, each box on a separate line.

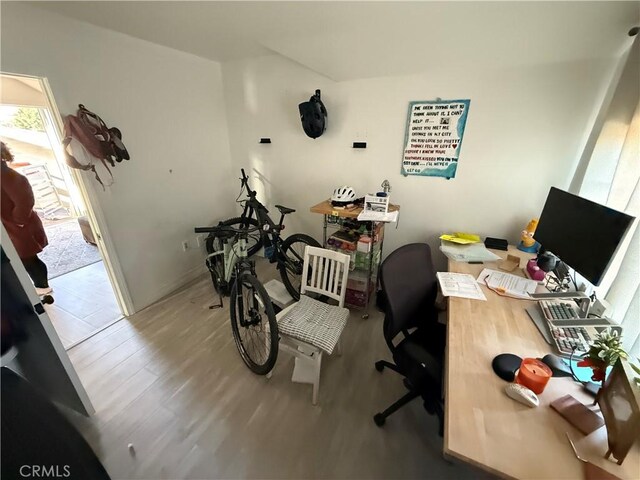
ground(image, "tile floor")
xmin=45 ymin=261 xmax=123 ymax=349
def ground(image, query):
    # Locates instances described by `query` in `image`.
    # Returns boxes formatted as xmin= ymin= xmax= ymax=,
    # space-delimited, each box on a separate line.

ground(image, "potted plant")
xmin=577 ymin=328 xmax=628 ymax=385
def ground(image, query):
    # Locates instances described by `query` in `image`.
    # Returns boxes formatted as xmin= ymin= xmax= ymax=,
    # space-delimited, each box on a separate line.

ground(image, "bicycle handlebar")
xmin=239 ymin=168 xmax=256 ymax=197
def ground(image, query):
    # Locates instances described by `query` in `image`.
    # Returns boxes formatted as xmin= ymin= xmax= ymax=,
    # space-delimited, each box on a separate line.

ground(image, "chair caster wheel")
xmin=40 ymin=295 xmax=54 ymax=305
xmin=375 ymin=361 xmax=385 ymax=372
xmin=373 ymin=414 xmax=386 ymax=427
xmin=362 ymin=313 xmax=369 ymax=319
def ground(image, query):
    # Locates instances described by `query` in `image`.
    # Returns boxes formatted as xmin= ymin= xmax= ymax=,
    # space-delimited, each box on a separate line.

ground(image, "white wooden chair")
xmin=273 ymin=246 xmax=350 ymax=404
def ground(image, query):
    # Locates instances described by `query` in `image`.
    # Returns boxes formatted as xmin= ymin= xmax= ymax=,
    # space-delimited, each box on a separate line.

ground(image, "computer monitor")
xmin=534 ymin=187 xmax=634 ymax=286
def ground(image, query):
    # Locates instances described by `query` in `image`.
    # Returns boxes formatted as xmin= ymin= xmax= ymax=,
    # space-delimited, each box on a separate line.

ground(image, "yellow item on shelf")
xmin=440 ymin=232 xmax=481 ymax=245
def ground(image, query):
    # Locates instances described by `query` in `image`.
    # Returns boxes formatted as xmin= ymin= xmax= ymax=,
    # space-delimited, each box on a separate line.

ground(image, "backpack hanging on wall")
xmin=62 ymin=104 xmax=129 ymax=188
xmin=298 ymin=89 xmax=327 ymax=139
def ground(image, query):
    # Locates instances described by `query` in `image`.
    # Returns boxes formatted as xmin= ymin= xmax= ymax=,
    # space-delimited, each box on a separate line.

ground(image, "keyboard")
xmin=549 ymin=325 xmax=593 ymax=356
xmin=539 ymin=300 xmax=580 ymax=321
xmin=526 ymin=303 xmax=621 ymax=358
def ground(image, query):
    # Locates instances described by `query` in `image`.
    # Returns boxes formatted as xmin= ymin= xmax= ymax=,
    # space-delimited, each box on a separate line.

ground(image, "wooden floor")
xmin=64 ymin=261 xmax=488 ymax=479
xmin=46 ymin=261 xmax=122 ymax=349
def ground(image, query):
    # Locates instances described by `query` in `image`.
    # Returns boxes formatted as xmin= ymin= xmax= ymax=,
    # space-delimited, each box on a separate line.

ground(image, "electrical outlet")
xmin=196 ymin=235 xmax=204 ymax=248
xmin=181 ymin=240 xmax=189 ymax=252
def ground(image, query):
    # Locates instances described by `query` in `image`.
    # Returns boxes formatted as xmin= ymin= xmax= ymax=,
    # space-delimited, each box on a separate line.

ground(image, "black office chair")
xmin=373 ymin=243 xmax=446 ymax=434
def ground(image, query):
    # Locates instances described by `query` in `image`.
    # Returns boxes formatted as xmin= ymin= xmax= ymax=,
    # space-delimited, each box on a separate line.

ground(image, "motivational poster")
xmin=401 ymin=99 xmax=470 ymax=179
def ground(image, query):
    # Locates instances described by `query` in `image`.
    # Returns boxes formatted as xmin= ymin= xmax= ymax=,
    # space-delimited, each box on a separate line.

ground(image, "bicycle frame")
xmin=236 ymin=177 xmax=301 ymax=266
xmin=225 ymin=169 xmax=319 ymax=301
xmin=206 ymin=235 xmax=250 ymax=285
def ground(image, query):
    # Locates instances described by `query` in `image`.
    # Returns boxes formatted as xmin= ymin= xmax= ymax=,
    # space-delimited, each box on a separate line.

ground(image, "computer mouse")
xmin=539 ymin=353 xmax=573 ymax=378
xmin=505 ymin=383 xmax=539 ymax=408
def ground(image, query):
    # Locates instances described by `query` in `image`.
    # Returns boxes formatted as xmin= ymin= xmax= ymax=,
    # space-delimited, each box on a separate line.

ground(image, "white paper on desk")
xmin=437 ymin=272 xmax=487 ymax=301
xmin=476 ymin=268 xmax=538 ymax=299
xmin=439 ymin=241 xmax=502 ymax=262
xmin=357 ymin=210 xmax=399 ymax=222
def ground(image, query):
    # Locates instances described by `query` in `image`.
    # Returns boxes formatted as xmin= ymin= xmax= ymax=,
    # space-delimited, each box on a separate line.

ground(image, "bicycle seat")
xmin=275 ymin=205 xmax=296 ymax=215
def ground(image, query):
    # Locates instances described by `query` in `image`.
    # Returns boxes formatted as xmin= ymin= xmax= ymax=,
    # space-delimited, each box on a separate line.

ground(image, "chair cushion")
xmin=277 ymin=295 xmax=349 ymax=354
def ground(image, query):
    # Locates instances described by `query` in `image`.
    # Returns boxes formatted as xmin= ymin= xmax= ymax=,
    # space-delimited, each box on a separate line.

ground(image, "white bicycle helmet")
xmin=331 ymin=186 xmax=356 ymax=206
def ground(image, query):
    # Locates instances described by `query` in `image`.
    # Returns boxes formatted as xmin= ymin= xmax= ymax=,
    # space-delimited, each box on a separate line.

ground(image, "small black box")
xmin=484 ymin=237 xmax=508 ymax=251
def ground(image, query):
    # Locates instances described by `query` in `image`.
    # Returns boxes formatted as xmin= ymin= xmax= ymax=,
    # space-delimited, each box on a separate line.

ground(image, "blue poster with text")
xmin=401 ymin=99 xmax=470 ymax=179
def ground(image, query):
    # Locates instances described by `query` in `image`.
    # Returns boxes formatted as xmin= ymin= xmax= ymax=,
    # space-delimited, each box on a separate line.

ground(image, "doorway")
xmin=0 ymin=73 xmax=125 ymax=349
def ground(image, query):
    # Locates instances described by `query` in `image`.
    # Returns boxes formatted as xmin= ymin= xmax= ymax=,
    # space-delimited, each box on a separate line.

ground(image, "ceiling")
xmin=32 ymin=1 xmax=640 ymax=81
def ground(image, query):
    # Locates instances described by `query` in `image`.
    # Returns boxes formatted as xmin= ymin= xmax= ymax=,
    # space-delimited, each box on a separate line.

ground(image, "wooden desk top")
xmin=309 ymin=199 xmax=400 ymax=219
xmin=444 ymin=246 xmax=639 ymax=480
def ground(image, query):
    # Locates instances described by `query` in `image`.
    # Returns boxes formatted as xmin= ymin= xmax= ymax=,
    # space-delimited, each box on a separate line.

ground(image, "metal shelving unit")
xmin=310 ymin=200 xmax=399 ymax=319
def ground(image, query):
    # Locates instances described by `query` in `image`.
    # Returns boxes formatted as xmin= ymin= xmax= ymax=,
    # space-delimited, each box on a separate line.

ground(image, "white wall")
xmin=1 ymin=3 xmax=236 ymax=311
xmin=221 ymin=54 xmax=616 ymax=270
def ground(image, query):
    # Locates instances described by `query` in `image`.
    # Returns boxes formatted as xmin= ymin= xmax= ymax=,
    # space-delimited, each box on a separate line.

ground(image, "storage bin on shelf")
xmin=326 ymin=245 xmax=356 ymax=271
xmin=345 ymin=260 xmax=378 ymax=309
xmin=354 ymin=245 xmax=381 ymax=271
xmin=346 ymin=283 xmax=375 ymax=308
xmin=346 ymin=268 xmax=376 ymax=292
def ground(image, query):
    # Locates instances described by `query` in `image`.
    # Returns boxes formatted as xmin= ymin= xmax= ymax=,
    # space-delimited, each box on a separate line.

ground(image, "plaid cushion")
xmin=278 ymin=295 xmax=349 ymax=354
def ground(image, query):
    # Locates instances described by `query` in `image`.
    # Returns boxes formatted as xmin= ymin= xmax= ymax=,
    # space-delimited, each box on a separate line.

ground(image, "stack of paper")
xmin=476 ymin=268 xmax=538 ymax=299
xmin=357 ymin=210 xmax=399 ymax=222
xmin=439 ymin=241 xmax=502 ymax=263
xmin=436 ymin=272 xmax=487 ymax=301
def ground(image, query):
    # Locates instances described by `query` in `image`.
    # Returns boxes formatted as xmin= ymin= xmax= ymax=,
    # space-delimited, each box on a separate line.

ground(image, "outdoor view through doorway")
xmin=1 ymin=73 xmax=123 ymax=349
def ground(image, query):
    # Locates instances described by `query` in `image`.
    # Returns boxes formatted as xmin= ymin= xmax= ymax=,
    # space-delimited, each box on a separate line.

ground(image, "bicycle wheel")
xmin=206 ymin=217 xmax=263 ymax=257
xmin=229 ymin=273 xmax=279 ymax=375
xmin=279 ymin=233 xmax=322 ymax=300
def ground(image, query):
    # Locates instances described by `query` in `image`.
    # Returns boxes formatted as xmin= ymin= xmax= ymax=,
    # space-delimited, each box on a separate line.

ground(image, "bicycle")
xmin=205 ymin=169 xmax=321 ymax=300
xmin=194 ymin=223 xmax=278 ymax=375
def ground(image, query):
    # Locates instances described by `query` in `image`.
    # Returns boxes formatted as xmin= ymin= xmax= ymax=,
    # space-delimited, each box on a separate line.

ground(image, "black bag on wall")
xmin=298 ymin=89 xmax=327 ymax=139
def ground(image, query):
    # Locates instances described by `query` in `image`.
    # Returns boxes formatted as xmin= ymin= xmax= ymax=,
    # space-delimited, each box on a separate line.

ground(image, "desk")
xmin=444 ymin=246 xmax=639 ymax=479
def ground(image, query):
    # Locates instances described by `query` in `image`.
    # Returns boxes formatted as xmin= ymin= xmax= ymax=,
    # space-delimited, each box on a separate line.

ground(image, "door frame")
xmin=2 ymin=72 xmax=134 ymax=316
xmin=40 ymin=77 xmax=134 ymax=316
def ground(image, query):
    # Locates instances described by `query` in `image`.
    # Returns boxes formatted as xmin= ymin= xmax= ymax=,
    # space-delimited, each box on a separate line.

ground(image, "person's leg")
xmin=21 ymin=255 xmax=50 ymax=289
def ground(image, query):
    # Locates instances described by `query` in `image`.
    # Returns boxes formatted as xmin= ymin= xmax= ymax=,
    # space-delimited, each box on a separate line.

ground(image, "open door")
xmin=1 ymin=73 xmax=134 ymax=350
xmin=1 ymin=224 xmax=93 ymax=416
